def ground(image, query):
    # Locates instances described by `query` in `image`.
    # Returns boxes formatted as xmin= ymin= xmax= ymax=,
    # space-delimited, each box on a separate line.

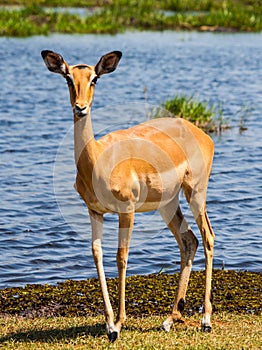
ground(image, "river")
xmin=0 ymin=31 xmax=261 ymax=288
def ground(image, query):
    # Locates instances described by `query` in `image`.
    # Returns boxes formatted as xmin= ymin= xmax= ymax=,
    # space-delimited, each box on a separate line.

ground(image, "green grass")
xmin=0 ymin=313 xmax=261 ymax=349
xmin=0 ymin=0 xmax=261 ymax=36
xmin=0 ymin=0 xmax=93 ymax=5
xmin=159 ymin=95 xmax=228 ymax=132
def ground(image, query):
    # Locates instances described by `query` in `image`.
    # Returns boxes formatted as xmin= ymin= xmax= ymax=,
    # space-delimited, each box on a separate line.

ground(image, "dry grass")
xmin=0 ymin=313 xmax=261 ymax=349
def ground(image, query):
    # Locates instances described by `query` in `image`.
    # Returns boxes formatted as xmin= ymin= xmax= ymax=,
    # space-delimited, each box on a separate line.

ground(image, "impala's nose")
xmin=74 ymin=104 xmax=88 ymax=117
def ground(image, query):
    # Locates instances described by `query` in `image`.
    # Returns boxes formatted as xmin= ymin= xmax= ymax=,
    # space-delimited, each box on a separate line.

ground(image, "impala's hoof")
xmin=201 ymin=324 xmax=212 ymax=333
xmin=108 ymin=331 xmax=118 ymax=342
xmin=201 ymin=314 xmax=212 ymax=332
xmin=162 ymin=319 xmax=173 ymax=332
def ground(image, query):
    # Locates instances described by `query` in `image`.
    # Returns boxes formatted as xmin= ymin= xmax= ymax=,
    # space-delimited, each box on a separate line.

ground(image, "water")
xmin=0 ymin=32 xmax=261 ymax=288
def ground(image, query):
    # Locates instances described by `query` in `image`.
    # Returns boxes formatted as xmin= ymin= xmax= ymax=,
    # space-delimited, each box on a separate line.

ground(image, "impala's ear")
xmin=41 ymin=50 xmax=69 ymax=77
xmin=95 ymin=51 xmax=122 ymax=77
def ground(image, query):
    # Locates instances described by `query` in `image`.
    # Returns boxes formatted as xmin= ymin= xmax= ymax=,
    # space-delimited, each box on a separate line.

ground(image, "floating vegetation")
xmin=159 ymin=95 xmax=230 ymax=133
xmin=0 ymin=270 xmax=261 ymax=318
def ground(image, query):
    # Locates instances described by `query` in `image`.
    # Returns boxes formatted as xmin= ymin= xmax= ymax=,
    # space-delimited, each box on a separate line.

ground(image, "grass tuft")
xmin=159 ymin=94 xmax=229 ymax=132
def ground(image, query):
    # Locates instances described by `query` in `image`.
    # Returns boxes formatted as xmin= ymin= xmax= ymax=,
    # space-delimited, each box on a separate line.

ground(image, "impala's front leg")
xmin=115 ymin=212 xmax=134 ymax=336
xmin=89 ymin=210 xmax=115 ymax=340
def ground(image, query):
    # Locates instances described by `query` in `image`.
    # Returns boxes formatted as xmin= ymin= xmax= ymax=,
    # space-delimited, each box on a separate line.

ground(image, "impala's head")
xmin=41 ymin=50 xmax=122 ymax=118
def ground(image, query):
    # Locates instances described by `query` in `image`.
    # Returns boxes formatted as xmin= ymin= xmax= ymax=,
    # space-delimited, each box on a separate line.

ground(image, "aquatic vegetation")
xmin=0 ymin=270 xmax=261 ymax=318
xmin=0 ymin=5 xmax=49 ymax=36
xmin=0 ymin=1 xmax=261 ymax=36
xmin=160 ymin=95 xmax=228 ymax=132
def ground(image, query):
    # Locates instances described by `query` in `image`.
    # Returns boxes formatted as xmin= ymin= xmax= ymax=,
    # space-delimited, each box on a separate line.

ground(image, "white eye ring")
xmin=91 ymin=76 xmax=98 ymax=86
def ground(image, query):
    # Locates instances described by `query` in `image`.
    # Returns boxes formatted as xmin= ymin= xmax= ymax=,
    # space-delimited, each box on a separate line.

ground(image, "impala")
xmin=41 ymin=50 xmax=215 ymax=341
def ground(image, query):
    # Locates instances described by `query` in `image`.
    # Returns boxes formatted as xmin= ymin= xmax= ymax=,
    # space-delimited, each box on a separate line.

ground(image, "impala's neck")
xmin=74 ymin=111 xmax=98 ymax=171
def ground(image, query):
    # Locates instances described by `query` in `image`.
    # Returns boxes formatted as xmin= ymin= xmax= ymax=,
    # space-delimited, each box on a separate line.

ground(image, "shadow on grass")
xmin=0 ymin=320 xmax=170 ymax=344
xmin=123 ymin=324 xmax=163 ymax=333
xmin=0 ymin=322 xmax=106 ymax=344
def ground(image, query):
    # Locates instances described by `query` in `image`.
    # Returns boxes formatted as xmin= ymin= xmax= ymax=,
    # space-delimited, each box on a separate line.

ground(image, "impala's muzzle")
xmin=74 ymin=104 xmax=88 ymax=118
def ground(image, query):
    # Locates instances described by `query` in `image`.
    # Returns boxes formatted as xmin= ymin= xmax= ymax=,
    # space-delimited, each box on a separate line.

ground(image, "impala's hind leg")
xmin=159 ymin=199 xmax=198 ymax=332
xmin=196 ymin=210 xmax=215 ymax=332
xmin=184 ymin=187 xmax=215 ymax=332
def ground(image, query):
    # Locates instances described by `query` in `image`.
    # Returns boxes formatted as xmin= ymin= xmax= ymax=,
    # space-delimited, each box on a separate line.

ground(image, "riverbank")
xmin=0 ymin=0 xmax=261 ymax=36
xmin=1 ymin=270 xmax=261 ymax=318
xmin=0 ymin=270 xmax=261 ymax=348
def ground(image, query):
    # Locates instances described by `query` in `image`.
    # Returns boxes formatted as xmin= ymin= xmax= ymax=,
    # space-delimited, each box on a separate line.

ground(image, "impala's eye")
xmin=91 ymin=76 xmax=98 ymax=86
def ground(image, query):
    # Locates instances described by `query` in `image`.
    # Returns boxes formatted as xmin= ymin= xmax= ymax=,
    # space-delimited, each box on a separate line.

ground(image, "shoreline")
xmin=1 ymin=270 xmax=261 ymax=318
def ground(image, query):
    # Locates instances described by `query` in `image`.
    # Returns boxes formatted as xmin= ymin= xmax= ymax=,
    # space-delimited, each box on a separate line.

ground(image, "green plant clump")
xmin=160 ymin=95 xmax=228 ymax=132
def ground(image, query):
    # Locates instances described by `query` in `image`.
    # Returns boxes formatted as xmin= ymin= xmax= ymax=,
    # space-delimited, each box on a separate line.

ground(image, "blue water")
xmin=0 ymin=32 xmax=261 ymax=288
